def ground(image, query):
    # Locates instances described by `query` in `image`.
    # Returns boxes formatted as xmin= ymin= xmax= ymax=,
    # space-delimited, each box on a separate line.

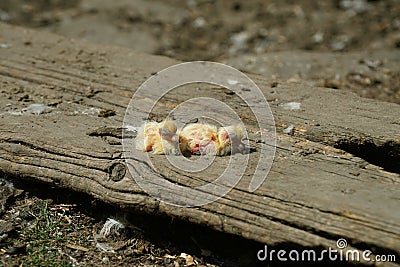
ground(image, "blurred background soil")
xmin=0 ymin=1 xmax=399 ymax=266
xmin=1 ymin=0 xmax=400 ymax=103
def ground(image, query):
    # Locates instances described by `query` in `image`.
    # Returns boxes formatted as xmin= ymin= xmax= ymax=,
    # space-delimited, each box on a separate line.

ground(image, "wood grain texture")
xmin=0 ymin=23 xmax=399 ymax=265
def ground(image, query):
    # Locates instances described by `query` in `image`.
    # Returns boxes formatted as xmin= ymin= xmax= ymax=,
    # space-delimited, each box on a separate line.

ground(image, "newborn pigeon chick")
xmin=135 ymin=119 xmax=179 ymax=155
xmin=179 ymin=123 xmax=246 ymax=156
xmin=217 ymin=124 xmax=247 ymax=156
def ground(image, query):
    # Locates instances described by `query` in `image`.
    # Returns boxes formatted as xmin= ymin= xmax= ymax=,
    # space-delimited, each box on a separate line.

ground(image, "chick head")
xmin=218 ymin=124 xmax=246 ymax=155
xmin=159 ymin=119 xmax=178 ymax=143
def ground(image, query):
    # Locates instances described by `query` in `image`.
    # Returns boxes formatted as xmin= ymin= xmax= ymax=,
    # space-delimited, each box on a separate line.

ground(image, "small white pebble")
xmin=227 ymin=79 xmax=239 ymax=85
xmin=193 ymin=17 xmax=207 ymax=28
xmin=6 ymin=111 xmax=22 ymax=115
xmin=229 ymin=31 xmax=250 ymax=53
xmin=102 ymin=256 xmax=110 ymax=264
xmin=0 ymin=43 xmax=11 ymax=49
xmin=125 ymin=125 xmax=139 ymax=132
xmin=81 ymin=107 xmax=100 ymax=115
xmin=280 ymin=102 xmax=301 ymax=110
xmin=22 ymin=104 xmax=54 ymax=115
xmin=312 ymin=32 xmax=324 ymax=43
xmin=283 ymin=124 xmax=294 ymax=134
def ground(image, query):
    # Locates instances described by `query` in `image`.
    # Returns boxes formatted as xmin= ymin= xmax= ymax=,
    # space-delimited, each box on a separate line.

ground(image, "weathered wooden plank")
xmin=0 ymin=23 xmax=399 ymax=265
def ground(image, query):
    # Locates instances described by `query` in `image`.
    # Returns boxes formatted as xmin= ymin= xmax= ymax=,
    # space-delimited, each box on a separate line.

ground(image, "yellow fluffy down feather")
xmin=134 ymin=119 xmax=179 ymax=155
xmin=179 ymin=123 xmax=246 ymax=156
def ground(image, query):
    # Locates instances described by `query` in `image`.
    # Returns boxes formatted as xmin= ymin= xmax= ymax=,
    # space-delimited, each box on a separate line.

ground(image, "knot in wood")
xmin=108 ymin=162 xmax=126 ymax=182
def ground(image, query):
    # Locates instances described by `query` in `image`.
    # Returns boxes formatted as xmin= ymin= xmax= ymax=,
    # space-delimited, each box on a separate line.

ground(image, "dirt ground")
xmin=0 ymin=0 xmax=399 ymax=266
xmin=2 ymin=176 xmax=268 ymax=267
xmin=1 ymin=0 xmax=399 ymax=103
